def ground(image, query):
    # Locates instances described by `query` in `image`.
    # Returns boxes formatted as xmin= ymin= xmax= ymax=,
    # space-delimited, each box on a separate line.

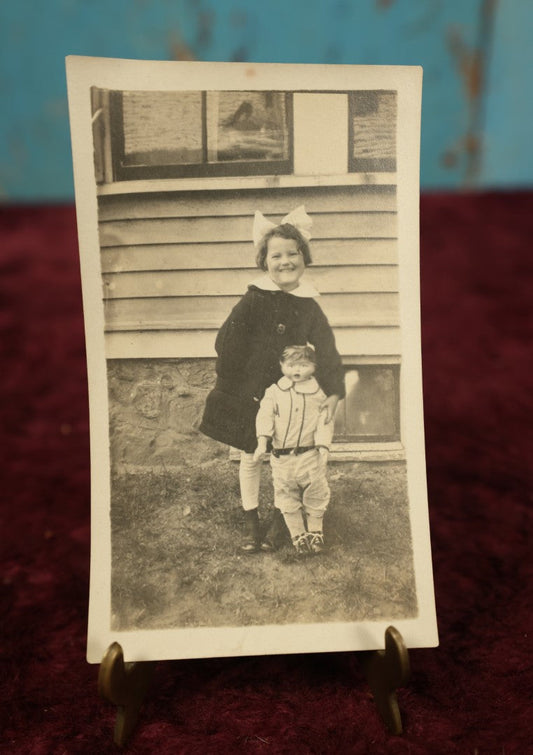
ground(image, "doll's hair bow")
xmin=252 ymin=205 xmax=313 ymax=248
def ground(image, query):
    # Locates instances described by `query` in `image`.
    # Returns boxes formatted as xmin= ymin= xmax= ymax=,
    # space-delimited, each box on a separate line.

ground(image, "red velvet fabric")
xmin=1 ymin=194 xmax=531 ymax=752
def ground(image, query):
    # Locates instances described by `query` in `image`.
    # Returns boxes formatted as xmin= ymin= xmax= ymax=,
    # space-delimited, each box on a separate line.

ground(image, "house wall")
xmin=99 ymin=184 xmax=399 ymax=362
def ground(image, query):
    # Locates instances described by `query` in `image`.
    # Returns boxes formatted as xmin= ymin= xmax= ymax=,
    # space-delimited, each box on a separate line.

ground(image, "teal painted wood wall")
xmin=1 ymin=0 xmax=531 ymax=201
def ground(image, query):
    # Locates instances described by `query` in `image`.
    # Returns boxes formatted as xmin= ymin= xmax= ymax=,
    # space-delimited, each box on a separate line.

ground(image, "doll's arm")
xmin=253 ymin=387 xmax=276 ymax=461
xmin=314 ymin=402 xmax=335 ymax=451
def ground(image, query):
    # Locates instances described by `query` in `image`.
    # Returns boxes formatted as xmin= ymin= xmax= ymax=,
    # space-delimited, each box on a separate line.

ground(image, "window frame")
xmin=108 ymin=90 xmax=294 ymax=181
xmin=348 ymin=90 xmax=397 ymax=174
xmin=333 ymin=363 xmax=401 ymax=444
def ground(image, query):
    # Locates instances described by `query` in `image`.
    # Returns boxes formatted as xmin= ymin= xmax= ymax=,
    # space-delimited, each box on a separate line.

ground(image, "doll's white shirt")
xmin=256 ymin=376 xmax=334 ymax=450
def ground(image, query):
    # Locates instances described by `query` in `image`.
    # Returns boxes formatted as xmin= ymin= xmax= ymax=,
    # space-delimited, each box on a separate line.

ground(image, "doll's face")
xmin=264 ymin=236 xmax=305 ymax=292
xmin=281 ymin=358 xmax=315 ymax=383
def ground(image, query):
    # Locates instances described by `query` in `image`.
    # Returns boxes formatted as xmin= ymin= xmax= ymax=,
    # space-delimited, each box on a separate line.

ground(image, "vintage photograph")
xmin=67 ymin=58 xmax=437 ymax=662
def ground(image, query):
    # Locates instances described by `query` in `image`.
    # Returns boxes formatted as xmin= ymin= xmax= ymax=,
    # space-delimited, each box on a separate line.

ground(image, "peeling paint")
xmin=445 ymin=0 xmax=497 ymax=185
xmin=447 ymin=26 xmax=483 ymax=102
xmin=169 ymin=34 xmax=196 ymax=61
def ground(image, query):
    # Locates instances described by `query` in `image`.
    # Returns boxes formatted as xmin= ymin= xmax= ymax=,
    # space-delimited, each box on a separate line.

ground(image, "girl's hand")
xmin=320 ymin=394 xmax=340 ymax=424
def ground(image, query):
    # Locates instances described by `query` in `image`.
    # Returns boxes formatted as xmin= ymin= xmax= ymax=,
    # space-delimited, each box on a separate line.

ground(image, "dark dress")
xmin=199 ymin=284 xmax=345 ymax=453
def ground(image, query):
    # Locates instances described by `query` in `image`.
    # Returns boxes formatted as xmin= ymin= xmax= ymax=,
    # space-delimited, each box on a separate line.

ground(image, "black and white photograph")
xmin=67 ymin=57 xmax=437 ymax=663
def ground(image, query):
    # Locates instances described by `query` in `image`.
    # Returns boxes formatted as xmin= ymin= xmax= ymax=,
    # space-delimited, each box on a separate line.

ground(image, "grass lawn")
xmin=110 ymin=460 xmax=418 ymax=631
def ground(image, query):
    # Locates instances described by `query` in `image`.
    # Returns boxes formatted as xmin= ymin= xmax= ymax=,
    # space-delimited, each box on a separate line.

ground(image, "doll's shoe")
xmin=292 ymin=532 xmax=310 ymax=555
xmin=240 ymin=509 xmax=261 ymax=554
xmin=308 ymin=532 xmax=325 ymax=554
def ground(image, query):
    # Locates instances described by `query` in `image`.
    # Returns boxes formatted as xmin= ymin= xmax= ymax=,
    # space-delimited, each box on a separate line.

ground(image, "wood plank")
xmin=103 ymin=291 xmax=399 ymax=328
xmin=98 ymin=174 xmax=398 ymax=197
xmin=99 ymin=212 xmax=397 ymax=247
xmin=319 ymin=293 xmax=399 ymax=325
xmin=98 ymin=185 xmax=397 ymax=221
xmin=105 ymin=330 xmax=216 ymax=359
xmin=105 ymin=313 xmax=398 ymax=331
xmin=100 ymin=238 xmax=398 ymax=272
xmin=102 ymin=265 xmax=399 ymax=299
xmin=106 ymin=314 xmax=398 ymax=330
xmin=104 ymin=326 xmax=400 ymax=359
xmin=228 ymin=441 xmax=406 ymax=462
xmin=314 ymin=265 xmax=398 ymax=293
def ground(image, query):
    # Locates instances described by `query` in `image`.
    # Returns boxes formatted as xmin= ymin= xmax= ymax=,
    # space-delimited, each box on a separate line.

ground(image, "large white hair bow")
xmin=252 ymin=205 xmax=313 ymax=248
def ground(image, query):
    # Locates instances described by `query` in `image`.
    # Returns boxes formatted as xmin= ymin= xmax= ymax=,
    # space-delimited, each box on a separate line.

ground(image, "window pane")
xmin=207 ymin=91 xmax=289 ymax=163
xmin=334 ymin=366 xmax=399 ymax=441
xmin=121 ymin=91 xmax=203 ymax=167
xmin=350 ymin=91 xmax=397 ymax=172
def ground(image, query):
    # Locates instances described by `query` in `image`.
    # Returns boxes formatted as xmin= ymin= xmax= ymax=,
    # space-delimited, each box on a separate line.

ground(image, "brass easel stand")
xmin=99 ymin=626 xmax=410 ymax=746
xmin=361 ymin=625 xmax=411 ymax=735
xmin=98 ymin=642 xmax=157 ymax=747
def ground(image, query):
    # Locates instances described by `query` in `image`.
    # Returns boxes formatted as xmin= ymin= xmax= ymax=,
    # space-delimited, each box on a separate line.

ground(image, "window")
xmin=349 ymin=91 xmax=397 ymax=173
xmin=334 ymin=365 xmax=400 ymax=442
xmin=106 ymin=89 xmax=292 ymax=180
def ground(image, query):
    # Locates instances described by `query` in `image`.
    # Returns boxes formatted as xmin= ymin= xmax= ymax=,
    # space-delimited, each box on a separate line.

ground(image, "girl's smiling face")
xmin=264 ymin=236 xmax=305 ymax=291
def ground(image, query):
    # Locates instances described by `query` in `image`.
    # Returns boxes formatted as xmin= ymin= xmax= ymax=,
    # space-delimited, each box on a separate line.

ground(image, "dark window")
xmin=333 ymin=365 xmax=400 ymax=442
xmin=107 ymin=90 xmax=293 ymax=180
xmin=349 ymin=91 xmax=397 ymax=173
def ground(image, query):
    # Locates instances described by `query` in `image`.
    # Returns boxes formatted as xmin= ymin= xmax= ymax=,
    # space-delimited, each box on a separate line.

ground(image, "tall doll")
xmin=199 ymin=206 xmax=345 ymax=552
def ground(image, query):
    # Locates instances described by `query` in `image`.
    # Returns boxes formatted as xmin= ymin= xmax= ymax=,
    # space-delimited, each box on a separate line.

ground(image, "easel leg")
xmin=361 ymin=626 xmax=410 ymax=735
xmin=98 ymin=642 xmax=157 ymax=747
xmin=97 ymin=629 xmax=409 ymax=743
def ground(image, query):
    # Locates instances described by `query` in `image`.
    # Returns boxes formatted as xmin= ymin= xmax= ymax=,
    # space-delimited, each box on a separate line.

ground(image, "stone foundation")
xmin=107 ymin=358 xmax=226 ymax=473
xmin=106 ymin=358 xmax=404 ymax=470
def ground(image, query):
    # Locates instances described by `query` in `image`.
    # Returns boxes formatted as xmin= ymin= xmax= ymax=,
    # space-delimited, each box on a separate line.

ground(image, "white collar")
xmin=277 ymin=375 xmax=321 ymax=394
xmin=248 ymin=274 xmax=320 ymax=298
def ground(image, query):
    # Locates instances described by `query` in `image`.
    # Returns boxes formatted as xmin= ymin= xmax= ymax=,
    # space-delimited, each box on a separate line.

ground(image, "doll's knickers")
xmin=270 ymin=449 xmax=330 ymax=533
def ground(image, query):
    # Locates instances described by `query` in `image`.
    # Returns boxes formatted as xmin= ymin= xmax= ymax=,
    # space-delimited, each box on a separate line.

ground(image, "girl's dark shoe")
xmin=260 ymin=509 xmax=289 ymax=552
xmin=240 ymin=508 xmax=261 ymax=553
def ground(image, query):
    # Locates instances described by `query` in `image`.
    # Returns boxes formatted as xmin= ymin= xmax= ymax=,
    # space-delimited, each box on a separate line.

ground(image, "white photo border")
xmin=66 ymin=56 xmax=438 ymax=663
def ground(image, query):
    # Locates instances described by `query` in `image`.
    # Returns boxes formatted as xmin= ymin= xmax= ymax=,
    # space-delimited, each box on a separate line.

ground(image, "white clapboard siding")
xmin=102 ymin=266 xmax=398 ymax=299
xmin=101 ymin=238 xmax=397 ymax=273
xmin=98 ymin=185 xmax=397 ymax=221
xmin=99 ymin=212 xmax=397 ymax=248
xmin=103 ymin=292 xmax=400 ymax=330
xmin=98 ymin=186 xmax=400 ymax=359
xmin=105 ymin=327 xmax=400 ymax=360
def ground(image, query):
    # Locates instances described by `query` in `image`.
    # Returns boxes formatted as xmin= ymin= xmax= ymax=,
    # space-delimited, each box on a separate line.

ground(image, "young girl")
xmin=199 ymin=205 xmax=345 ymax=552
